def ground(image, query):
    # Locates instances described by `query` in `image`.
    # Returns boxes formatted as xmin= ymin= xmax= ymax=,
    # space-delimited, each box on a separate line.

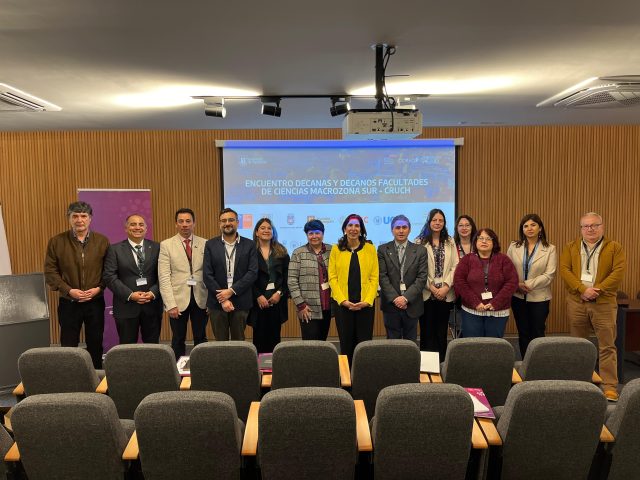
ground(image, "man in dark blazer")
xmin=103 ymin=214 xmax=163 ymax=344
xmin=203 ymin=208 xmax=258 ymax=341
xmin=378 ymin=214 xmax=428 ymax=341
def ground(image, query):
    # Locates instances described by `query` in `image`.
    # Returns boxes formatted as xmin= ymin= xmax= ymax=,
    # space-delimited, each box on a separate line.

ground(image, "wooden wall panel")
xmin=0 ymin=126 xmax=638 ymax=343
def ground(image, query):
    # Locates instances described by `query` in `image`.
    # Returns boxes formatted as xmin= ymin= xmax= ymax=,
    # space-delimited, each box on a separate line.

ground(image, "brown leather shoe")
xmin=604 ymin=389 xmax=619 ymax=402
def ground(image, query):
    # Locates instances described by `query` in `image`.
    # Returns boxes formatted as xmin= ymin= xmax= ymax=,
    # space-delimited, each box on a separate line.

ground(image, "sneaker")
xmin=604 ymin=389 xmax=619 ymax=402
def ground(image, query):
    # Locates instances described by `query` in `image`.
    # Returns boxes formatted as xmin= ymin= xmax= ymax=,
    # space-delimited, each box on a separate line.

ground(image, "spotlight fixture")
xmin=203 ymin=97 xmax=226 ymax=118
xmin=329 ymin=97 xmax=351 ymax=116
xmin=261 ymin=97 xmax=282 ymax=117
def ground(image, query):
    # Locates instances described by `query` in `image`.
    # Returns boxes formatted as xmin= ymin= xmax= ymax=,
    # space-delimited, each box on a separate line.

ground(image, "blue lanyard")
xmin=522 ymin=241 xmax=539 ymax=280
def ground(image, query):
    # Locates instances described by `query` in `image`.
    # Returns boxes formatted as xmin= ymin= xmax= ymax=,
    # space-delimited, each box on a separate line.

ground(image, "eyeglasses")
xmin=477 ymin=236 xmax=493 ymax=242
xmin=580 ymin=224 xmax=602 ymax=230
xmin=219 ymin=218 xmax=237 ymax=224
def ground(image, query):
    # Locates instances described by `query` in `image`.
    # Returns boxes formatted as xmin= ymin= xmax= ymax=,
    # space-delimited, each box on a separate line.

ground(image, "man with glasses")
xmin=559 ymin=212 xmax=625 ymax=401
xmin=203 ymin=208 xmax=258 ymax=340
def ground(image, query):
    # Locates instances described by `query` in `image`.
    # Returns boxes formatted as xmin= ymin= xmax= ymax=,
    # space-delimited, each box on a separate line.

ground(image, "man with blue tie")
xmin=103 ymin=214 xmax=163 ymax=344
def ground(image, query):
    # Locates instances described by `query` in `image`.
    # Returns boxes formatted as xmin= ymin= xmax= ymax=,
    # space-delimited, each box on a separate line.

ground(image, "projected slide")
xmin=221 ymin=140 xmax=456 ymax=250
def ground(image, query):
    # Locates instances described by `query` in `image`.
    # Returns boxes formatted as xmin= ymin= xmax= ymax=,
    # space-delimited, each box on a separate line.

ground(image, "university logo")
xmin=287 ymin=214 xmax=295 ymax=225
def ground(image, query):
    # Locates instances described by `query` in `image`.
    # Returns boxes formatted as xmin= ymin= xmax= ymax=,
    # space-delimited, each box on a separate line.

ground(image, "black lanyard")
xmin=181 ymin=239 xmax=193 ymax=276
xmin=582 ymin=239 xmax=603 ymax=274
xmin=480 ymin=254 xmax=492 ymax=291
xmin=225 ymin=243 xmax=237 ymax=275
xmin=396 ymin=243 xmax=407 ymax=283
xmin=522 ymin=241 xmax=539 ymax=280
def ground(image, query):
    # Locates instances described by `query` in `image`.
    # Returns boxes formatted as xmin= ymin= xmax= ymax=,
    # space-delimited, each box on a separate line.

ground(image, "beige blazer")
xmin=506 ymin=241 xmax=557 ymax=302
xmin=422 ymin=238 xmax=459 ymax=302
xmin=158 ymin=234 xmax=208 ymax=311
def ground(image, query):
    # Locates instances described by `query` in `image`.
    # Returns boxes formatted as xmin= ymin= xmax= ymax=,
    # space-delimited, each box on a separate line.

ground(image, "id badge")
xmin=481 ymin=291 xmax=493 ymax=300
xmin=266 ymin=282 xmax=275 ymax=291
xmin=136 ymin=277 xmax=148 ymax=286
xmin=581 ymin=273 xmax=593 ymax=283
xmin=433 ymin=277 xmax=443 ymax=286
xmin=227 ymin=273 xmax=233 ymax=288
xmin=321 ymin=282 xmax=330 ymax=291
xmin=400 ymin=283 xmax=407 ymax=293
xmin=186 ymin=277 xmax=197 ymax=286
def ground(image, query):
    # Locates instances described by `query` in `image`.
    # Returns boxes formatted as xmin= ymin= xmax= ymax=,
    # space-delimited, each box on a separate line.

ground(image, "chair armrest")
xmin=592 ymin=371 xmax=603 ymax=384
xmin=122 ymin=431 xmax=139 ymax=460
xmin=180 ymin=377 xmax=191 ymax=390
xmin=512 ymin=368 xmax=523 ymax=384
xmin=471 ymin=420 xmax=489 ymax=449
xmin=339 ymin=355 xmax=351 ymax=387
xmin=4 ymin=442 xmax=19 ymax=462
xmin=477 ymin=417 xmax=502 ymax=446
xmin=261 ymin=373 xmax=272 ymax=388
xmin=242 ymin=402 xmax=260 ymax=456
xmin=354 ymin=399 xmax=372 ymax=452
xmin=419 ymin=373 xmax=431 ymax=383
xmin=12 ymin=382 xmax=24 ymax=397
xmin=429 ymin=373 xmax=442 ymax=383
xmin=96 ymin=376 xmax=108 ymax=394
xmin=600 ymin=425 xmax=615 ymax=443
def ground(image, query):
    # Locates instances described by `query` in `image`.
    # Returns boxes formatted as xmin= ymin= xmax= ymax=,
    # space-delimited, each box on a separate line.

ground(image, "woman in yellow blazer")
xmin=329 ymin=213 xmax=379 ymax=364
xmin=506 ymin=213 xmax=557 ymax=358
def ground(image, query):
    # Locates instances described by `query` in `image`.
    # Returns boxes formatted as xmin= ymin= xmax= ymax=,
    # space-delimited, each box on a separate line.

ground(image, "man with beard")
xmin=203 ymin=208 xmax=258 ymax=340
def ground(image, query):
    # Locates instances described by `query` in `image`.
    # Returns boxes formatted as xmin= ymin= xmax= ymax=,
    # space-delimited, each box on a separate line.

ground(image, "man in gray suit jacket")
xmin=378 ymin=215 xmax=428 ymax=341
xmin=103 ymin=214 xmax=163 ymax=344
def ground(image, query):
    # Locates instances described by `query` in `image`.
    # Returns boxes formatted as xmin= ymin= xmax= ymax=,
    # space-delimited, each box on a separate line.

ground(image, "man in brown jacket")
xmin=559 ymin=212 xmax=625 ymax=401
xmin=44 ymin=201 xmax=110 ymax=368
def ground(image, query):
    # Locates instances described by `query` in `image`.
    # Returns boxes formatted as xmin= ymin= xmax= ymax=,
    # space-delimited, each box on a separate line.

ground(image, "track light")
xmin=203 ymin=97 xmax=226 ymax=118
xmin=260 ymin=97 xmax=282 ymax=117
xmin=330 ymin=97 xmax=351 ymax=116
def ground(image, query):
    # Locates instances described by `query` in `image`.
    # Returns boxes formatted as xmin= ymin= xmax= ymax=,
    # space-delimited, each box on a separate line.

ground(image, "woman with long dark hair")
xmin=329 ymin=214 xmax=379 ymax=363
xmin=453 ymin=215 xmax=477 ymax=259
xmin=506 ymin=214 xmax=557 ymax=357
xmin=249 ymin=218 xmax=290 ymax=353
xmin=416 ymin=209 xmax=459 ymax=361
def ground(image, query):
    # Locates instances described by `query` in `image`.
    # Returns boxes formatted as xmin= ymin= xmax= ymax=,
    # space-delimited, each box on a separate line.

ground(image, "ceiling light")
xmin=330 ymin=97 xmax=351 ymax=116
xmin=203 ymin=97 xmax=226 ymax=118
xmin=261 ymin=97 xmax=282 ymax=117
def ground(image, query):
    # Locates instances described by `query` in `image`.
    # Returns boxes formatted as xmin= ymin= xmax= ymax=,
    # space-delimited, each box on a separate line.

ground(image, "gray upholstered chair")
xmin=189 ymin=341 xmax=260 ymax=421
xmin=0 ymin=425 xmax=13 ymax=479
xmin=493 ymin=380 xmax=606 ymax=480
xmin=597 ymin=378 xmax=640 ymax=479
xmin=371 ymin=383 xmax=474 ymax=480
xmin=351 ymin=339 xmax=420 ymax=416
xmin=135 ymin=391 xmax=243 ymax=480
xmin=258 ymin=387 xmax=357 ymax=480
xmin=18 ymin=347 xmax=101 ymax=396
xmin=271 ymin=340 xmax=340 ymax=390
xmin=441 ymin=338 xmax=514 ymax=407
xmin=10 ymin=392 xmax=133 ymax=480
xmin=104 ymin=344 xmax=181 ymax=419
xmin=515 ymin=336 xmax=596 ymax=382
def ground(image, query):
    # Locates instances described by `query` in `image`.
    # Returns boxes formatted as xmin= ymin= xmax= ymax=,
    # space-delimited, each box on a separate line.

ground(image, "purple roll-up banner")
xmin=78 ymin=189 xmax=153 ymax=353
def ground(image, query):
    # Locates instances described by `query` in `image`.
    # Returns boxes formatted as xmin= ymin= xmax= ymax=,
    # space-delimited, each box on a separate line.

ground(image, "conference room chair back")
xmin=189 ymin=341 xmax=260 ymax=421
xmin=18 ymin=347 xmax=100 ymax=396
xmin=0 ymin=425 xmax=12 ymax=478
xmin=258 ymin=387 xmax=357 ymax=480
xmin=271 ymin=340 xmax=340 ymax=390
xmin=134 ymin=391 xmax=243 ymax=480
xmin=10 ymin=392 xmax=133 ymax=480
xmin=516 ymin=336 xmax=597 ymax=382
xmin=441 ymin=338 xmax=514 ymax=407
xmin=104 ymin=344 xmax=181 ymax=419
xmin=371 ymin=383 xmax=474 ymax=480
xmin=494 ymin=380 xmax=606 ymax=480
xmin=595 ymin=378 xmax=640 ymax=480
xmin=351 ymin=340 xmax=421 ymax=417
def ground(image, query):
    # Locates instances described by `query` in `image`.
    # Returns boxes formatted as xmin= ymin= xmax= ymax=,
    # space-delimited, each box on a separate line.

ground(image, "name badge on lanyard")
xmin=400 ymin=283 xmax=407 ymax=293
xmin=136 ymin=277 xmax=148 ymax=286
xmin=481 ymin=291 xmax=493 ymax=300
xmin=321 ymin=282 xmax=330 ymax=291
xmin=187 ymin=276 xmax=197 ymax=286
xmin=581 ymin=273 xmax=593 ymax=283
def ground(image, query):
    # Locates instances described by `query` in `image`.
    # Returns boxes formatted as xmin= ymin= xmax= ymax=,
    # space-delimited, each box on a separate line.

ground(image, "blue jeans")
xmin=461 ymin=310 xmax=508 ymax=338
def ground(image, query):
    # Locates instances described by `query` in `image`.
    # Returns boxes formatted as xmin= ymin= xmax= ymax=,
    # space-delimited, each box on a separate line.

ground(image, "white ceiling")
xmin=2 ymin=0 xmax=640 ymax=131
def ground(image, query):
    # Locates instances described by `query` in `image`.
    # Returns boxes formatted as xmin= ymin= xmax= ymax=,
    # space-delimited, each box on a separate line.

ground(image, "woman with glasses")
xmin=416 ymin=209 xmax=459 ymax=361
xmin=506 ymin=214 xmax=557 ymax=358
xmin=454 ymin=215 xmax=477 ymax=259
xmin=453 ymin=229 xmax=518 ymax=337
xmin=249 ymin=218 xmax=290 ymax=353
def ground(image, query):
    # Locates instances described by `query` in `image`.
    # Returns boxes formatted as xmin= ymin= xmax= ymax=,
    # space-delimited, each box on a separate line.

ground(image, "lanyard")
xmin=396 ymin=243 xmax=407 ymax=283
xmin=308 ymin=244 xmax=328 ymax=280
xmin=130 ymin=244 xmax=145 ymax=277
xmin=480 ymin=254 xmax=492 ymax=291
xmin=225 ymin=243 xmax=237 ymax=275
xmin=522 ymin=241 xmax=539 ymax=280
xmin=181 ymin=239 xmax=193 ymax=276
xmin=582 ymin=238 xmax=603 ymax=274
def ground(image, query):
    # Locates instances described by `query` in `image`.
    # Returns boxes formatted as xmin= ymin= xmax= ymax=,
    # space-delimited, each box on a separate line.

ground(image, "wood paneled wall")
xmin=1 ymin=126 xmax=638 ymax=343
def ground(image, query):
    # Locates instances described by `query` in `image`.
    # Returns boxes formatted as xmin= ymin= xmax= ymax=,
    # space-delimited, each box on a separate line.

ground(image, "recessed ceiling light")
xmin=113 ymin=85 xmax=259 ymax=108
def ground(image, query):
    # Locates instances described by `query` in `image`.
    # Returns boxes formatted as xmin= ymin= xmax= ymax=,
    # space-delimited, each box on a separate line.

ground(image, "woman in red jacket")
xmin=453 ymin=228 xmax=518 ymax=337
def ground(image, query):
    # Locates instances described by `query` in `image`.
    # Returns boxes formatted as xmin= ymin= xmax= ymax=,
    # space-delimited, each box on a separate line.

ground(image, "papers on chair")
xmin=465 ymin=388 xmax=495 ymax=419
xmin=258 ymin=353 xmax=273 ymax=373
xmin=177 ymin=356 xmax=190 ymax=376
xmin=420 ymin=351 xmax=440 ymax=374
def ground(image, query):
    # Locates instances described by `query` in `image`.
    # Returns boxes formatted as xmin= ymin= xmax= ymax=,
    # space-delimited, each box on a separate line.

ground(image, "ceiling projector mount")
xmin=193 ymin=44 xmax=427 ymax=120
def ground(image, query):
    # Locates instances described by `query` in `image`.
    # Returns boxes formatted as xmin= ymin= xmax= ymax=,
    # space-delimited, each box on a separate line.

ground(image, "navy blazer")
xmin=103 ymin=239 xmax=162 ymax=318
xmin=203 ymin=235 xmax=259 ymax=311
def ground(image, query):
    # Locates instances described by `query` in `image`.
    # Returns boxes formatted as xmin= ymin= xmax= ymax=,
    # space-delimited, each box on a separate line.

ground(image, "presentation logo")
xmin=287 ymin=214 xmax=295 ymax=225
xmin=238 ymin=214 xmax=253 ymax=229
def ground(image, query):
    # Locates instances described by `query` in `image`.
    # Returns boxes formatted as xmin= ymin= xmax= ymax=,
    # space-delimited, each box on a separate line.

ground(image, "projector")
xmin=342 ymin=109 xmax=423 ymax=140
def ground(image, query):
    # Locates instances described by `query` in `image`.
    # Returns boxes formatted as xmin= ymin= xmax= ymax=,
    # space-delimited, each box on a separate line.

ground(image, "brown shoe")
xmin=604 ymin=389 xmax=619 ymax=402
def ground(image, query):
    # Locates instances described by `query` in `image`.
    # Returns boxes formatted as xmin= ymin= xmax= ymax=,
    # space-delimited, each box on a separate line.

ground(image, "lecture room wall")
xmin=0 ymin=125 xmax=637 ymax=343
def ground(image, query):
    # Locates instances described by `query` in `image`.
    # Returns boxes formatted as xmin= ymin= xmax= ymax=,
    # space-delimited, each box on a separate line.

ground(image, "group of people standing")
xmin=44 ymin=202 xmax=625 ymax=400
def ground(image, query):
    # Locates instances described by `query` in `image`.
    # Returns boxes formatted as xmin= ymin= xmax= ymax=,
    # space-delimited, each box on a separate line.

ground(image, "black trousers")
xmin=420 ymin=299 xmax=453 ymax=362
xmin=383 ymin=309 xmax=418 ymax=341
xmin=58 ymin=297 xmax=105 ymax=369
xmin=299 ymin=310 xmax=332 ymax=341
xmin=252 ymin=305 xmax=283 ymax=354
xmin=335 ymin=305 xmax=374 ymax=364
xmin=114 ymin=307 xmax=162 ymax=345
xmin=169 ymin=292 xmax=208 ymax=359
xmin=511 ymin=297 xmax=549 ymax=359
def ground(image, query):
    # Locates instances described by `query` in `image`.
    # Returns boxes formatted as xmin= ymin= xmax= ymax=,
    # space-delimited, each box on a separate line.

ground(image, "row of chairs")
xmin=3 ymin=379 xmax=639 ymax=479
